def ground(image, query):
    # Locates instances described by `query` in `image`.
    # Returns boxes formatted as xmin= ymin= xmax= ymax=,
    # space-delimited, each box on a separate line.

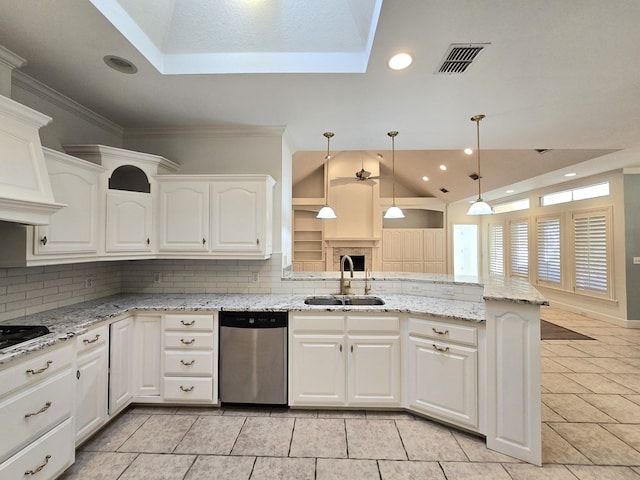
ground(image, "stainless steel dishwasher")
xmin=219 ymin=311 xmax=288 ymax=405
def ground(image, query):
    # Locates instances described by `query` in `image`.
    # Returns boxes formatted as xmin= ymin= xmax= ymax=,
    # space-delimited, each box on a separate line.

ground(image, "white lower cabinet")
xmin=133 ymin=315 xmax=162 ymax=398
xmin=162 ymin=313 xmax=217 ymax=403
xmin=75 ymin=325 xmax=109 ymax=445
xmin=0 ymin=343 xmax=75 ymax=480
xmin=109 ymin=316 xmax=135 ymax=415
xmin=407 ymin=316 xmax=479 ymax=430
xmin=289 ymin=313 xmax=401 ymax=407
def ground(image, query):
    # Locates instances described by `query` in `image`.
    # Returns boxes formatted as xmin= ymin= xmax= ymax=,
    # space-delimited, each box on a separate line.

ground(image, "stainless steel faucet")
xmin=340 ymin=255 xmax=354 ymax=295
xmin=364 ymin=268 xmax=371 ymax=295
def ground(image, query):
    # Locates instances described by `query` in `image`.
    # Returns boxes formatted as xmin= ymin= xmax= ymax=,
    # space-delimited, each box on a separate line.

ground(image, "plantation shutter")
xmin=510 ymin=221 xmax=529 ymax=278
xmin=489 ymin=224 xmax=504 ymax=276
xmin=537 ymin=218 xmax=561 ymax=284
xmin=574 ymin=213 xmax=608 ymax=295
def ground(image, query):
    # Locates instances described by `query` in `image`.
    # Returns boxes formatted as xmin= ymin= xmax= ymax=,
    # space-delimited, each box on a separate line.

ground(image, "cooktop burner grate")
xmin=0 ymin=325 xmax=51 ymax=350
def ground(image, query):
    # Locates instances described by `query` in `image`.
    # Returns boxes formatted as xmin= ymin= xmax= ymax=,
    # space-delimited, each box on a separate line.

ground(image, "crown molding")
xmin=0 ymin=46 xmax=26 ymax=70
xmin=124 ymin=125 xmax=286 ymax=139
xmin=11 ymin=70 xmax=124 ymax=137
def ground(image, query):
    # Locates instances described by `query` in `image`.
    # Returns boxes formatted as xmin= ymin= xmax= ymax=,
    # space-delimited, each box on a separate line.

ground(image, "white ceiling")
xmin=1 ymin=0 xmax=639 ymax=203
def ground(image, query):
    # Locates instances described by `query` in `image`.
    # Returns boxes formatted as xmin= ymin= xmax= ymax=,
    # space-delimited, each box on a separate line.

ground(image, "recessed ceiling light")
xmin=422 ymin=176 xmax=429 ymax=182
xmin=506 ymin=189 xmax=514 ymax=193
xmin=388 ymin=52 xmax=413 ymax=71
xmin=464 ymin=148 xmax=473 ymax=155
xmin=439 ymin=165 xmax=447 ymax=171
xmin=103 ymin=55 xmax=138 ymax=74
xmin=564 ymin=172 xmax=577 ymax=177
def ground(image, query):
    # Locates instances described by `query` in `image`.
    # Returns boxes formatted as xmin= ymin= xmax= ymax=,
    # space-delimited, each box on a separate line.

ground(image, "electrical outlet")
xmin=441 ymin=286 xmax=455 ymax=296
xmin=153 ymin=272 xmax=161 ymax=283
xmin=376 ymin=282 xmax=389 ymax=293
xmin=250 ymin=272 xmax=259 ymax=283
xmin=408 ymin=284 xmax=422 ymax=294
xmin=85 ymin=276 xmax=93 ymax=288
xmin=634 ymin=257 xmax=640 ymax=265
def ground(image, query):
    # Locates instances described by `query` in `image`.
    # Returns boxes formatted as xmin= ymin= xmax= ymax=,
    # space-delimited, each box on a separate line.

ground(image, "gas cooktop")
xmin=0 ymin=325 xmax=51 ymax=350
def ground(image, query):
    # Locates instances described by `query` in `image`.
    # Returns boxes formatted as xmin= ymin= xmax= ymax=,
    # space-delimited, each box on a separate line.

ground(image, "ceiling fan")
xmin=331 ymin=154 xmax=381 ymax=186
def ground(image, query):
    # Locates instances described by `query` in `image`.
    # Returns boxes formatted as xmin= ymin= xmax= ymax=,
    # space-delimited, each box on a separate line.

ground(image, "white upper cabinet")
xmin=34 ymin=148 xmax=105 ymax=255
xmin=157 ymin=175 xmax=275 ymax=259
xmin=158 ymin=181 xmax=210 ymax=251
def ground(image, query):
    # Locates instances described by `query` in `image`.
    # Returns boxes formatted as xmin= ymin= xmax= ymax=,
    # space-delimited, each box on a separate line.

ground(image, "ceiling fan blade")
xmin=331 ymin=177 xmax=358 ymax=186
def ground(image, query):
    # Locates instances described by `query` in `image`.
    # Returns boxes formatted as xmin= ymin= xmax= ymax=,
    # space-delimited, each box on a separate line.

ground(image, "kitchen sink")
xmin=304 ymin=295 xmax=385 ymax=306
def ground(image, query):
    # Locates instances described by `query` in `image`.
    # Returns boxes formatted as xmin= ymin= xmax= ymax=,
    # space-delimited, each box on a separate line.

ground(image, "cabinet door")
xmin=158 ymin=182 xmax=209 ymax=251
xmin=75 ymin=343 xmax=108 ymax=444
xmin=106 ymin=191 xmax=152 ymax=252
xmin=402 ymin=229 xmax=424 ymax=262
xmin=34 ymin=168 xmax=99 ymax=255
xmin=382 ymin=229 xmax=403 ymax=262
xmin=134 ymin=315 xmax=161 ymax=397
xmin=210 ymin=181 xmax=264 ymax=254
xmin=109 ymin=317 xmax=135 ymax=414
xmin=290 ymin=335 xmax=345 ymax=405
xmin=407 ymin=335 xmax=478 ymax=429
xmin=347 ymin=336 xmax=400 ymax=406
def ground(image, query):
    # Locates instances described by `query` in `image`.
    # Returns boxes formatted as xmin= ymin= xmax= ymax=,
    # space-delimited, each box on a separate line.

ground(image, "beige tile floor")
xmin=60 ymin=307 xmax=640 ymax=479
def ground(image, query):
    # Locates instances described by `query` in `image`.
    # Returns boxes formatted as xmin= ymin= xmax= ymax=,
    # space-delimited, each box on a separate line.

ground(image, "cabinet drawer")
xmin=0 ymin=343 xmax=73 ymax=398
xmin=76 ymin=324 xmax=108 ymax=354
xmin=165 ymin=314 xmax=214 ymax=331
xmin=163 ymin=377 xmax=213 ymax=402
xmin=347 ymin=315 xmax=400 ymax=334
xmin=408 ymin=317 xmax=477 ymax=346
xmin=0 ymin=368 xmax=74 ymax=462
xmin=291 ymin=315 xmax=345 ymax=334
xmin=0 ymin=417 xmax=74 ymax=480
xmin=164 ymin=332 xmax=215 ymax=350
xmin=164 ymin=351 xmax=214 ymax=376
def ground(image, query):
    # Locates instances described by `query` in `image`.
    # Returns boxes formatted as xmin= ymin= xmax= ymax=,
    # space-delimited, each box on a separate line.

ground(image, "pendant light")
xmin=384 ymin=130 xmax=405 ymax=219
xmin=317 ymin=132 xmax=337 ymax=219
xmin=467 ymin=114 xmax=493 ymax=216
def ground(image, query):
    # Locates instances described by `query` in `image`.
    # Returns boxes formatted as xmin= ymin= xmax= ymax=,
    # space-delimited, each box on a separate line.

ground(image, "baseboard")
xmin=547 ymin=299 xmax=640 ymax=328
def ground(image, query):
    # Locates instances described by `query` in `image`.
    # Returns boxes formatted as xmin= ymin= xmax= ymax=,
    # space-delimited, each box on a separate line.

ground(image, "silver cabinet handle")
xmin=432 ymin=344 xmax=450 ymax=353
xmin=432 ymin=328 xmax=449 ymax=336
xmin=26 ymin=360 xmax=53 ymax=375
xmin=25 ymin=401 xmax=52 ymax=418
xmin=180 ymin=385 xmax=194 ymax=392
xmin=25 ymin=455 xmax=51 ymax=475
xmin=180 ymin=320 xmax=195 ymax=326
xmin=83 ymin=334 xmax=100 ymax=344
xmin=180 ymin=338 xmax=195 ymax=345
xmin=180 ymin=359 xmax=195 ymax=366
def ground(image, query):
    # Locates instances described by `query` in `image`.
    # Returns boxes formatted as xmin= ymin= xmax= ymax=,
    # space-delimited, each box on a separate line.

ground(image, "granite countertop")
xmin=0 ymin=293 xmax=485 ymax=365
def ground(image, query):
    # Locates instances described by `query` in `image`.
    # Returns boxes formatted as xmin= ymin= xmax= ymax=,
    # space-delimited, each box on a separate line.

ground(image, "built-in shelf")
xmin=293 ymin=210 xmax=324 ymax=270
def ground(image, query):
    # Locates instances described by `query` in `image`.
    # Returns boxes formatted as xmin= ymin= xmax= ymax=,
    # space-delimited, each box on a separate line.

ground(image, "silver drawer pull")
xmin=25 ymin=455 xmax=51 ymax=475
xmin=180 ymin=320 xmax=195 ymax=326
xmin=180 ymin=385 xmax=195 ymax=392
xmin=432 ymin=328 xmax=449 ymax=336
xmin=180 ymin=359 xmax=195 ymax=366
xmin=180 ymin=338 xmax=195 ymax=345
xmin=83 ymin=334 xmax=100 ymax=344
xmin=26 ymin=360 xmax=53 ymax=375
xmin=24 ymin=401 xmax=52 ymax=418
xmin=432 ymin=344 xmax=450 ymax=353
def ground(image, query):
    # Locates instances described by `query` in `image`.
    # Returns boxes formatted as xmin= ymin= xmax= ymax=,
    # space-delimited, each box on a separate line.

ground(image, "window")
xmin=573 ymin=211 xmax=609 ymax=296
xmin=489 ymin=224 xmax=504 ymax=276
xmin=493 ymin=198 xmax=530 ymax=214
xmin=540 ymin=182 xmax=609 ymax=206
xmin=510 ymin=220 xmax=529 ymax=278
xmin=537 ymin=217 xmax=561 ymax=285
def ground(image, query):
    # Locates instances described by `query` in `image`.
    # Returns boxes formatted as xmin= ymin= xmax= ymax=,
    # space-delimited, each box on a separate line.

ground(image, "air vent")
xmin=469 ymin=173 xmax=480 ymax=181
xmin=440 ymin=188 xmax=449 ymax=193
xmin=436 ymin=43 xmax=488 ymax=74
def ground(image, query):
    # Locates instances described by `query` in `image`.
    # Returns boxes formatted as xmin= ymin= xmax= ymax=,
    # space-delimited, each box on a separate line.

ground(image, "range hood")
xmin=0 ymin=94 xmax=65 ymax=225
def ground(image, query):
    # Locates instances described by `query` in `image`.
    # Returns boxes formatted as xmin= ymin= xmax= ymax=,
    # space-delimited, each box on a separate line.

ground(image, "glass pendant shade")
xmin=386 ymin=131 xmax=404 ymax=219
xmin=466 ymin=115 xmax=493 ymax=216
xmin=384 ymin=205 xmax=405 ymax=219
xmin=467 ymin=199 xmax=493 ymax=215
xmin=317 ymin=205 xmax=337 ymax=219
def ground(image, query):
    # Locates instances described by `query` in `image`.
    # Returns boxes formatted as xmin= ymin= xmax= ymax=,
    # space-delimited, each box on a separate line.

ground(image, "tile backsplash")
xmin=0 ymin=262 xmax=121 ymax=322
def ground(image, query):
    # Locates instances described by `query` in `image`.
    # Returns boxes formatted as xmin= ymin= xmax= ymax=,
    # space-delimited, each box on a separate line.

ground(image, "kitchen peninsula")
xmin=0 ymin=273 xmax=546 ymax=478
